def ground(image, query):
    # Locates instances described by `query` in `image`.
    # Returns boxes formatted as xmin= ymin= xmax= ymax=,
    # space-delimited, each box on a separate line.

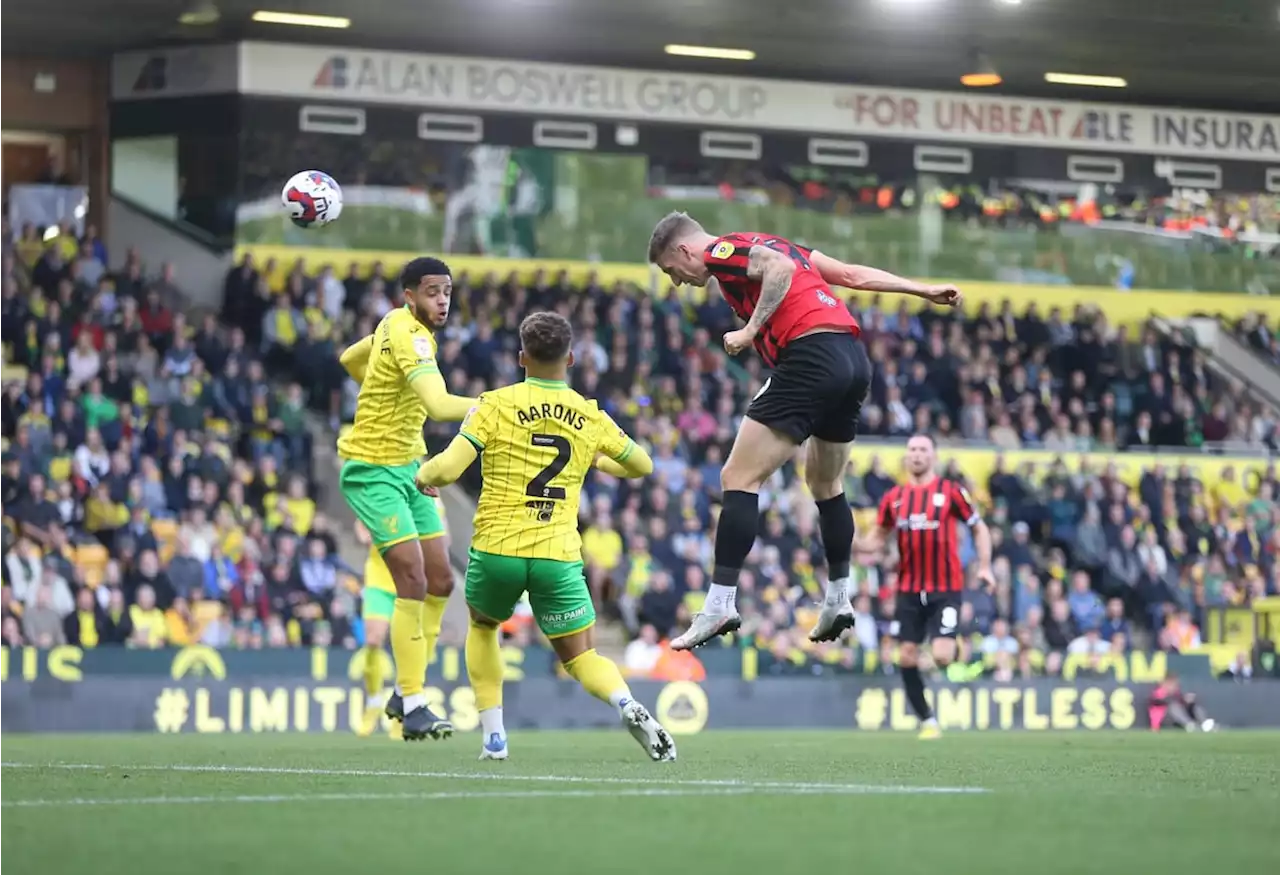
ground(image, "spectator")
xmin=64 ymin=587 xmax=105 ymax=648
xmin=22 ymin=583 xmax=65 ymax=647
xmin=1105 ymin=526 xmax=1143 ymax=593
xmin=129 ymin=584 xmax=166 ymax=648
xmin=1067 ymin=571 xmax=1105 ymax=631
xmin=1100 ymin=598 xmax=1131 ymax=648
xmin=623 ymin=624 xmax=663 ymax=676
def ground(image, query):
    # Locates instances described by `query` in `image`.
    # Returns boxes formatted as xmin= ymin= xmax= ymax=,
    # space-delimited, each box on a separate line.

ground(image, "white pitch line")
xmin=0 ymin=761 xmax=988 ymax=795
xmin=3 ymin=787 xmax=772 ymax=809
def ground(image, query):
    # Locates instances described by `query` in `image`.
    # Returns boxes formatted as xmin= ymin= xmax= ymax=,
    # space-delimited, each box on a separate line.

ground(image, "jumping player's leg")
xmin=532 ymin=558 xmax=675 ymax=762
xmin=339 ymin=461 xmax=449 ymax=741
xmin=671 ymin=416 xmax=795 ymax=650
xmin=415 ymin=493 xmax=455 ymax=677
xmin=462 ymin=548 xmax=526 ymax=760
xmin=805 ymin=438 xmax=858 ymax=641
xmin=808 ymin=337 xmax=872 ymax=640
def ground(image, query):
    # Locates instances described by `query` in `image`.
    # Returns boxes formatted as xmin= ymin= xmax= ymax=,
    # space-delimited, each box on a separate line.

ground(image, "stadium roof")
xmin=5 ymin=0 xmax=1280 ymax=114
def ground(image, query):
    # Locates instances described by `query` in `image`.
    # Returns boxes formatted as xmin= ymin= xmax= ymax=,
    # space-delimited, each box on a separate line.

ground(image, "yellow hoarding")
xmin=236 ymin=245 xmax=1278 ymax=331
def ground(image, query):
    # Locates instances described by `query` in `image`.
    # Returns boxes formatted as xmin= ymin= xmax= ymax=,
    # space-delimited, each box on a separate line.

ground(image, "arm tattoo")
xmin=746 ymin=246 xmax=794 ymax=331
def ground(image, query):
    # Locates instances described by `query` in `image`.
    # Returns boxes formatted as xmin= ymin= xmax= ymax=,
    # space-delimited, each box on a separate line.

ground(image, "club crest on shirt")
xmin=710 ymin=241 xmax=735 ymax=259
xmin=933 ymin=492 xmax=946 ymax=507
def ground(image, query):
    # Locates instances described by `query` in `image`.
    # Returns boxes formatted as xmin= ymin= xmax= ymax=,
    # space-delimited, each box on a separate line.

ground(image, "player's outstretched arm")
xmin=971 ymin=518 xmax=995 ymax=589
xmin=415 ymin=435 xmax=479 ymax=491
xmin=809 ymin=251 xmax=962 ymax=307
xmin=594 ymin=441 xmax=653 ymax=479
xmin=409 ymin=371 xmax=478 ymax=422
xmin=339 ymin=334 xmax=375 ymax=383
xmin=592 ymin=413 xmax=653 ymax=478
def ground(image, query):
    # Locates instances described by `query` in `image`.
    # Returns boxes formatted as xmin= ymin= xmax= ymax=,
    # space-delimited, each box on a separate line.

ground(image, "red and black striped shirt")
xmin=876 ymin=478 xmax=980 ymax=594
xmin=702 ymin=232 xmax=860 ymax=366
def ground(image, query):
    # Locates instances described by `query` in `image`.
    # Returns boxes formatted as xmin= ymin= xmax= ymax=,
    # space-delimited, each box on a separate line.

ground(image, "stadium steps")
xmin=1153 ymin=316 xmax=1280 ymax=415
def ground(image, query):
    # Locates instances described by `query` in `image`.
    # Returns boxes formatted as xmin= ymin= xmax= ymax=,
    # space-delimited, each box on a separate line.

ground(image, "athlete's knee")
xmin=720 ymin=459 xmax=764 ymax=493
xmin=805 ymin=471 xmax=844 ymax=502
xmin=381 ymin=544 xmax=427 ymax=599
xmin=425 ymin=566 xmax=455 ymax=598
xmin=931 ymin=640 xmax=956 ymax=668
xmin=421 ymin=540 xmax=456 ymax=598
xmin=468 ymin=606 xmax=499 ymax=628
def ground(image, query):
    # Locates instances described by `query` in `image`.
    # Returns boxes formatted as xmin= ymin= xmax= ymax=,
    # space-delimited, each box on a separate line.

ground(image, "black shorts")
xmin=895 ymin=591 xmax=962 ymax=645
xmin=746 ymin=332 xmax=872 ymax=443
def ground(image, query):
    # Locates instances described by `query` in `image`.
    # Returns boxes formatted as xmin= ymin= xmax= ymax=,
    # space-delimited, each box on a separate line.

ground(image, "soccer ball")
xmin=281 ymin=170 xmax=343 ymax=228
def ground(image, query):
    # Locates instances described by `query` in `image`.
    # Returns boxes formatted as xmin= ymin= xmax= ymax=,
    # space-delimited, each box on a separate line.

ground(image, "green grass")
xmin=3 ymin=731 xmax=1277 ymax=875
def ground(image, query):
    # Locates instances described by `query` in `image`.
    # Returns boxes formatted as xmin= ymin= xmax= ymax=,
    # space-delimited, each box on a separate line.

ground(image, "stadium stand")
xmin=1 ymin=230 xmax=355 ymax=650
xmin=4 ymin=175 xmax=1277 ymax=684
xmin=215 ymin=250 xmax=1277 ymax=681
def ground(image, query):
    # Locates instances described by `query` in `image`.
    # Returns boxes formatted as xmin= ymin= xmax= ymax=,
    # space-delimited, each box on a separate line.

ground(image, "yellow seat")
xmin=151 ymin=518 xmax=179 ymax=564
xmin=151 ymin=517 xmax=178 ymax=546
xmin=74 ymin=543 xmax=109 ymax=587
xmin=193 ymin=600 xmax=224 ymax=624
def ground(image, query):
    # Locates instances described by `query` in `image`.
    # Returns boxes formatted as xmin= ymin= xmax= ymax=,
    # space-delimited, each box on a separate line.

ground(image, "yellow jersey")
xmin=337 ymin=307 xmax=438 ymax=467
xmin=459 ymin=378 xmax=636 ymax=561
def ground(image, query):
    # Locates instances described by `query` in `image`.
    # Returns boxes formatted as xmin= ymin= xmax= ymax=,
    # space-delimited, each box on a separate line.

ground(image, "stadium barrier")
xmin=4 ymin=648 xmax=1276 ymax=734
xmin=234 ymin=245 xmax=1279 ymax=331
xmin=0 ymin=644 xmax=1214 ymax=684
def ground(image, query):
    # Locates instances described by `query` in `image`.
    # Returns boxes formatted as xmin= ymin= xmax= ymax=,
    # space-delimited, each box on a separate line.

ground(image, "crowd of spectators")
xmin=653 ymin=157 xmax=1280 ymax=245
xmin=219 ymin=253 xmax=1279 ymax=678
xmin=1 ymin=221 xmax=354 ymax=651
xmin=5 ymin=228 xmax=1278 ymax=679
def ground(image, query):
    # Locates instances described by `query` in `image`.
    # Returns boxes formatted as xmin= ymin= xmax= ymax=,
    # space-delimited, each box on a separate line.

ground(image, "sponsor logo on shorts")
xmin=540 ymin=605 xmax=589 ymax=626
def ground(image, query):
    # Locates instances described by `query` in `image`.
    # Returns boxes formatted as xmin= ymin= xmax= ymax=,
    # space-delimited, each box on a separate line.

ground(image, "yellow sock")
xmin=361 ymin=644 xmax=384 ymax=698
xmin=422 ymin=594 xmax=449 ymax=680
xmin=564 ymin=649 xmax=631 ymax=708
xmin=390 ymin=598 xmax=426 ymax=698
xmin=465 ymin=620 xmax=504 ymax=712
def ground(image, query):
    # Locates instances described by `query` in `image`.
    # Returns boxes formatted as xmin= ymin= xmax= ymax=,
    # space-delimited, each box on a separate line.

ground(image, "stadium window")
xmin=913 ymin=145 xmax=972 ymax=174
xmin=298 ymin=105 xmax=366 ymax=136
xmin=418 ymin=114 xmax=484 ymax=143
xmin=533 ymin=121 xmax=597 ymax=150
xmin=808 ymin=138 xmax=869 ymax=167
xmin=699 ymin=131 xmax=761 ymax=160
xmin=1066 ymin=155 xmax=1124 ymax=184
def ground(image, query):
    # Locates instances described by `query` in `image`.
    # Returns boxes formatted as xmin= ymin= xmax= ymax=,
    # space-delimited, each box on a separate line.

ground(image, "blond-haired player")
xmin=417 ymin=312 xmax=675 ymax=762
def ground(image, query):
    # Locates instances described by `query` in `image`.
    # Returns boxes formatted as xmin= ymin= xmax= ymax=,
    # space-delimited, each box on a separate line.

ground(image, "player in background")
xmin=859 ymin=434 xmax=994 ymax=739
xmin=647 ymin=212 xmax=962 ymax=650
xmin=1148 ymin=673 xmax=1216 ymax=732
xmin=352 ymin=521 xmax=398 ymax=738
xmin=337 ymin=257 xmax=476 ymax=741
xmin=416 ymin=312 xmax=676 ymax=762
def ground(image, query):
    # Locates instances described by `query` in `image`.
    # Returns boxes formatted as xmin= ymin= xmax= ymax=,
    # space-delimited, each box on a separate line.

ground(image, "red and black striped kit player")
xmin=647 ymin=212 xmax=964 ymax=651
xmin=867 ymin=433 xmax=993 ymax=738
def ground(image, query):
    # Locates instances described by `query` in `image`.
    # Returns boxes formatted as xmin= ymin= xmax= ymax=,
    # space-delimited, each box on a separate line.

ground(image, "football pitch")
xmin=3 ymin=731 xmax=1276 ymax=875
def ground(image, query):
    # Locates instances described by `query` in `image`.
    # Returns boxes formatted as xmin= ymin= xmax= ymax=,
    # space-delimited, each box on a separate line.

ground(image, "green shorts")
xmin=465 ymin=548 xmax=596 ymax=639
xmin=340 ymin=459 xmax=444 ymax=551
xmin=363 ymin=588 xmax=396 ymax=622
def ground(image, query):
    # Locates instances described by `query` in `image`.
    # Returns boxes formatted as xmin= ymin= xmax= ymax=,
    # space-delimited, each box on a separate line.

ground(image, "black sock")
xmin=711 ymin=490 xmax=760 ymax=590
xmin=815 ymin=494 xmax=854 ymax=583
xmin=902 ymin=666 xmax=933 ymax=721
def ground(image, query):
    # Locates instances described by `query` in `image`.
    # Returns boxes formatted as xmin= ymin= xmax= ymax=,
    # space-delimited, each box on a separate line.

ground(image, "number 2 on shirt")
xmin=525 ymin=434 xmax=571 ymax=500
